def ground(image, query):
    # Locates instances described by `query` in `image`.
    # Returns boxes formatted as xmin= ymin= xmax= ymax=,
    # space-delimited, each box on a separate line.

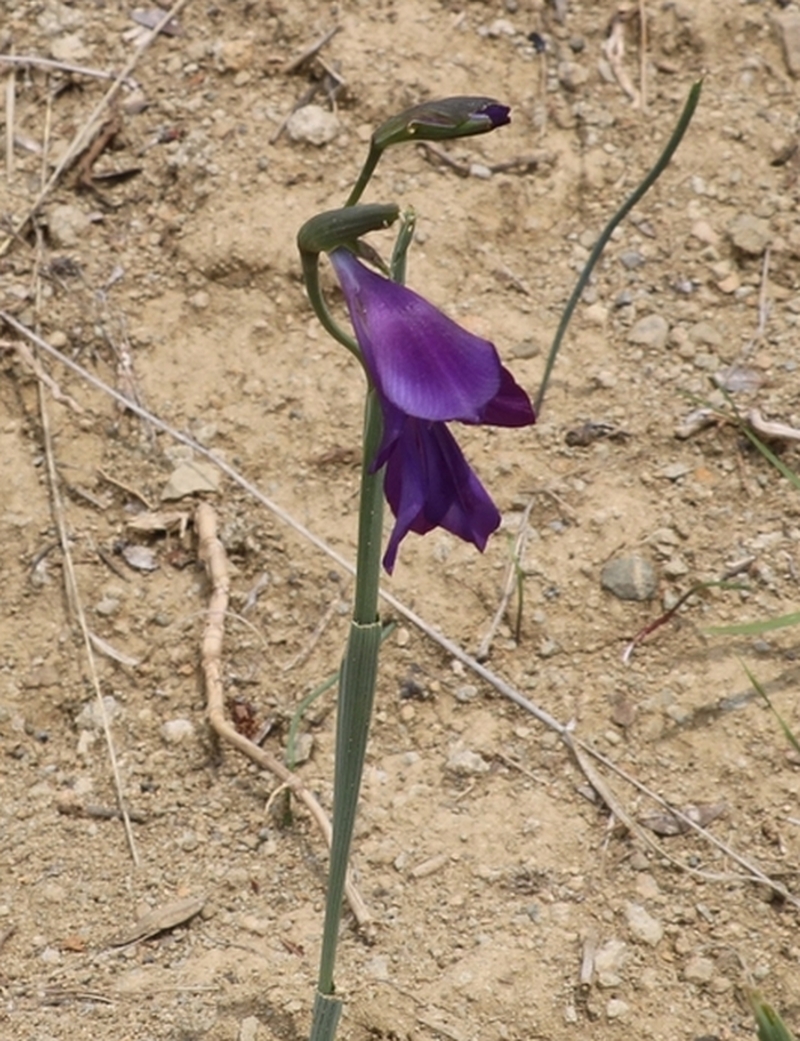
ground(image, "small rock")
xmin=663 ymin=555 xmax=690 ymax=579
xmin=601 ymin=555 xmax=657 ymax=602
xmin=95 ymin=596 xmax=120 ymax=617
xmin=454 ymin=684 xmax=478 ymax=703
xmin=627 ymin=314 xmax=668 ymax=350
xmin=446 ymin=745 xmax=489 ymax=776
xmin=683 ymin=955 xmax=714 ymax=984
xmin=291 ymin=732 xmax=314 ymax=765
xmin=537 ymin=637 xmax=561 ymax=658
xmin=688 ymin=321 xmax=722 ymax=347
xmin=511 ymin=340 xmax=540 ymax=359
xmin=773 ymin=11 xmax=800 ymax=78
xmin=161 ymin=718 xmax=195 ymax=745
xmin=188 ymin=290 xmax=210 ymax=310
xmin=161 ymin=460 xmax=219 ymax=500
xmin=690 ymin=220 xmax=719 ymax=245
xmin=286 ymin=105 xmax=341 ymax=146
xmin=594 ymin=938 xmax=628 ymax=987
xmin=625 ymin=902 xmax=663 ymax=946
xmin=38 ymin=1 xmax=84 ymax=34
xmin=584 ymin=302 xmax=608 ymax=326
xmin=469 ymin=163 xmax=492 ymax=180
xmin=50 ymin=33 xmax=89 ymax=63
xmin=484 ymin=18 xmax=516 ymax=37
xmin=239 ymin=915 xmax=270 ymax=937
xmin=661 ymin=461 xmax=692 ymax=481
xmin=47 ymin=204 xmax=90 ymax=248
xmin=606 ymin=998 xmax=630 ymax=1020
xmin=217 ymin=38 xmax=254 ymax=72
xmin=239 ymin=1016 xmax=261 ymax=1041
xmin=178 ymin=830 xmax=199 ymax=852
xmin=557 ymin=60 xmax=589 ymax=91
xmin=76 ymin=696 xmax=121 ymax=731
xmin=716 ymin=273 xmax=740 ymax=294
xmin=619 ymin=250 xmax=645 ymax=270
xmin=728 ymin=213 xmax=771 ymax=256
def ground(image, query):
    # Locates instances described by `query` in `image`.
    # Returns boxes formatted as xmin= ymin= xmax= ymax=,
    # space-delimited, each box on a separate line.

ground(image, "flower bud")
xmin=372 ymin=96 xmax=510 ymax=151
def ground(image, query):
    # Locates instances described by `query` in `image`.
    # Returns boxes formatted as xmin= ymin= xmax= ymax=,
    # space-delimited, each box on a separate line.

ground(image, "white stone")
xmin=286 ymin=105 xmax=340 ymax=146
xmin=161 ymin=718 xmax=195 ymax=745
xmin=625 ymin=902 xmax=663 ymax=946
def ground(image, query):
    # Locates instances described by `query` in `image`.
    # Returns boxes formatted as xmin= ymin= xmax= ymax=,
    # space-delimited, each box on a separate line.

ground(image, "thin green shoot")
xmin=739 ymin=660 xmax=800 ymax=759
xmin=707 ymin=612 xmax=800 ymax=637
xmin=535 ymin=79 xmax=703 ymax=413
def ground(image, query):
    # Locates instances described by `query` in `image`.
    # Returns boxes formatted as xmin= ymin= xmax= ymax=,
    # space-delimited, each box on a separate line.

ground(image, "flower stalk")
xmin=302 ymin=96 xmax=516 ymax=1041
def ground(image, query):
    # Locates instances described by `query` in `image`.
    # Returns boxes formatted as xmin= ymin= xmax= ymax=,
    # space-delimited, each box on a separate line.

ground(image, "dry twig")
xmin=476 ymin=497 xmax=535 ymax=660
xmin=194 ymin=502 xmax=372 ymax=933
xmin=37 ymin=379 xmax=139 ymax=865
xmin=2 ymin=338 xmax=84 ymax=412
xmin=5 ymin=58 xmax=14 ymax=183
xmin=603 ymin=9 xmax=640 ymax=106
xmin=0 ymin=54 xmax=140 ymax=88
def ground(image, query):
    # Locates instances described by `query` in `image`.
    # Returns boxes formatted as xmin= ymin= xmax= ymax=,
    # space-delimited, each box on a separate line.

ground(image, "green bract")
xmin=297 ymin=203 xmax=400 ymax=257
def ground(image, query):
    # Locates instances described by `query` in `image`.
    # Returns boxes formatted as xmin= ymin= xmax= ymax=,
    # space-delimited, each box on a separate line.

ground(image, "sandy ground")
xmin=2 ymin=1 xmax=800 ymax=1039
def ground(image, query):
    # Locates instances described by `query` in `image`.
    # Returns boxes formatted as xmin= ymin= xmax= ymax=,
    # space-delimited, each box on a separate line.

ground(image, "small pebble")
xmin=595 ymin=938 xmax=628 ymax=987
xmin=454 ymin=684 xmax=478 ymax=703
xmin=239 ymin=1016 xmax=260 ymax=1041
xmin=727 ymin=213 xmax=771 ymax=256
xmin=161 ymin=718 xmax=195 ymax=744
xmin=161 ymin=461 xmax=219 ymax=500
xmin=683 ymin=955 xmax=715 ymax=985
xmin=619 ymin=250 xmax=645 ymax=270
xmin=286 ymin=105 xmax=340 ymax=146
xmin=557 ymin=61 xmax=589 ymax=91
xmin=627 ymin=314 xmax=668 ymax=350
xmin=601 ymin=555 xmax=657 ymax=602
xmin=625 ymin=902 xmax=663 ymax=946
xmin=446 ymin=746 xmax=489 ymax=776
xmin=606 ymin=998 xmax=630 ymax=1020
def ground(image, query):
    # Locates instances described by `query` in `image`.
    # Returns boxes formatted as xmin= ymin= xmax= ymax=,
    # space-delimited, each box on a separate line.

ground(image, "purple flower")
xmin=329 ymin=248 xmax=535 ymax=572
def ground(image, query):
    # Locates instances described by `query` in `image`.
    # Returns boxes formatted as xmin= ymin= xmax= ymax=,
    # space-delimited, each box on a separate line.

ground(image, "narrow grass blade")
xmin=707 ymin=612 xmax=800 ymax=637
xmin=535 ymin=79 xmax=702 ymax=413
xmin=740 ymin=661 xmax=800 ymax=758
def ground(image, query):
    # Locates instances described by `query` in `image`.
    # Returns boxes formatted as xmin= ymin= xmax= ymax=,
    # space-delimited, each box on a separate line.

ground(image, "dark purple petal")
xmin=381 ymin=412 xmax=500 ymax=573
xmin=478 ymin=102 xmax=511 ymax=129
xmin=475 ymin=367 xmax=536 ymax=427
xmin=330 ymin=249 xmax=501 ymax=422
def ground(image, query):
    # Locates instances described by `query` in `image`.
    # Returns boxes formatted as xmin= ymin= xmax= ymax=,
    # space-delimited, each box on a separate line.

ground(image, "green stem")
xmin=300 ymin=251 xmax=359 ymax=357
xmin=534 ymin=78 xmax=703 ymax=414
xmin=310 ymin=390 xmax=385 ymax=1029
xmin=345 ymin=141 xmax=382 ymax=207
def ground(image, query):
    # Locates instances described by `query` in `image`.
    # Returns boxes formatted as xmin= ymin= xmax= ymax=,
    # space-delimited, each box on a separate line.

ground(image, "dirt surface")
xmin=2 ymin=1 xmax=800 ymax=1039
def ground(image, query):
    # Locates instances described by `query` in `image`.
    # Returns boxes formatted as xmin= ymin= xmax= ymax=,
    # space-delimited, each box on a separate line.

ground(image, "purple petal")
xmin=381 ymin=413 xmax=500 ymax=573
xmin=476 ymin=367 xmax=536 ymax=427
xmin=479 ymin=102 xmax=511 ymax=129
xmin=330 ymin=249 xmax=502 ymax=422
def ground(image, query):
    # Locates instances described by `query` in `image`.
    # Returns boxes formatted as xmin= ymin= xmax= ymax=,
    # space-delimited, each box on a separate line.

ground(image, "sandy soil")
xmin=2 ymin=1 xmax=800 ymax=1039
